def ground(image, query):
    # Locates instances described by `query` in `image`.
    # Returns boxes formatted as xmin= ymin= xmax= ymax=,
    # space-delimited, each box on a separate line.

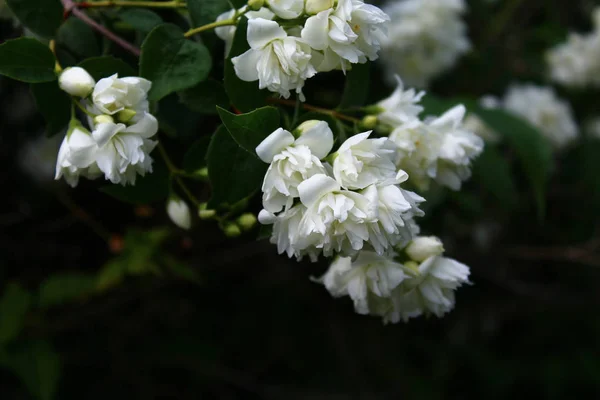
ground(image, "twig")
xmin=269 ymin=98 xmax=361 ymax=124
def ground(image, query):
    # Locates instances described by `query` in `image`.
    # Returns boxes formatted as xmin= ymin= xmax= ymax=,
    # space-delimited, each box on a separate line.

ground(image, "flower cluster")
xmin=379 ymin=0 xmax=470 ymax=88
xmin=370 ymin=77 xmax=484 ymax=191
xmin=217 ymin=0 xmax=389 ymax=100
xmin=55 ymin=67 xmax=158 ymax=187
xmin=316 ymin=236 xmax=471 ymax=323
xmin=547 ymin=7 xmax=600 ymax=88
xmin=256 ymin=120 xmax=424 ymax=261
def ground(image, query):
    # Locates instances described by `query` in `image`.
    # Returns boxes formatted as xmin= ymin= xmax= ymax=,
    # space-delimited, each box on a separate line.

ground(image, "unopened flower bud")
xmin=195 ymin=167 xmax=209 ymax=180
xmin=237 ymin=213 xmax=257 ymax=231
xmin=117 ymin=108 xmax=137 ymax=123
xmin=294 ymin=119 xmax=321 ymax=136
xmin=305 ymin=0 xmax=335 ymax=15
xmin=167 ymin=198 xmax=192 ymax=230
xmin=198 ymin=203 xmax=216 ymax=220
xmin=248 ymin=0 xmax=264 ymax=11
xmin=406 ymin=236 xmax=445 ymax=262
xmin=94 ymin=115 xmax=114 ymax=125
xmin=361 ymin=115 xmax=378 ymax=130
xmin=59 ymin=67 xmax=96 ymax=97
xmin=223 ymin=223 xmax=242 ymax=238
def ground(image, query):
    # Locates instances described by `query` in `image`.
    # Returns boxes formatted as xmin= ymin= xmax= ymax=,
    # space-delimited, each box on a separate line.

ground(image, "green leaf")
xmin=30 ymin=82 xmax=71 ymax=137
xmin=472 ymin=146 xmax=518 ymax=208
xmin=179 ymin=79 xmax=229 ymax=114
xmin=0 ymin=340 xmax=61 ymax=400
xmin=474 ymin=107 xmax=553 ymax=219
xmin=78 ymin=56 xmax=137 ymax=81
xmin=140 ymin=23 xmax=212 ymax=101
xmin=0 ymin=38 xmax=56 ymax=83
xmin=38 ymin=274 xmax=96 ymax=309
xmin=188 ymin=0 xmax=229 ymax=27
xmin=217 ymin=106 xmax=280 ymax=156
xmin=95 ymin=261 xmax=125 ymax=292
xmin=339 ymin=62 xmax=370 ymax=109
xmin=119 ymin=8 xmax=163 ymax=33
xmin=6 ymin=0 xmax=62 ymax=38
xmin=56 ymin=18 xmax=101 ymax=67
xmin=100 ymin=161 xmax=170 ymax=204
xmin=183 ymin=136 xmax=211 ymax=173
xmin=224 ymin=17 xmax=268 ymax=112
xmin=206 ymin=125 xmax=266 ymax=208
xmin=0 ymin=283 xmax=32 ymax=345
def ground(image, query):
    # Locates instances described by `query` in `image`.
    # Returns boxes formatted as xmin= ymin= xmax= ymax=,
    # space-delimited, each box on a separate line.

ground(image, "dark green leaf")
xmin=140 ymin=23 xmax=212 ymax=101
xmin=78 ymin=56 xmax=137 ymax=81
xmin=217 ymin=106 xmax=280 ymax=156
xmin=183 ymin=136 xmax=211 ymax=172
xmin=0 ymin=283 xmax=32 ymax=345
xmin=56 ymin=18 xmax=101 ymax=67
xmin=0 ymin=38 xmax=56 ymax=83
xmin=339 ymin=62 xmax=370 ymax=109
xmin=473 ymin=146 xmax=518 ymax=208
xmin=6 ymin=0 xmax=62 ymax=38
xmin=179 ymin=79 xmax=229 ymax=114
xmin=100 ymin=161 xmax=170 ymax=204
xmin=474 ymin=107 xmax=553 ymax=219
xmin=206 ymin=125 xmax=266 ymax=208
xmin=31 ymin=82 xmax=71 ymax=137
xmin=188 ymin=0 xmax=229 ymax=27
xmin=38 ymin=274 xmax=96 ymax=308
xmin=0 ymin=340 xmax=61 ymax=400
xmin=224 ymin=17 xmax=268 ymax=112
xmin=119 ymin=8 xmax=163 ymax=33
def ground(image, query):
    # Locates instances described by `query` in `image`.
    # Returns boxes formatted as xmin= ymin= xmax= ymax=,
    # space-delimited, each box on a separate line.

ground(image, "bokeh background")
xmin=2 ymin=0 xmax=600 ymax=399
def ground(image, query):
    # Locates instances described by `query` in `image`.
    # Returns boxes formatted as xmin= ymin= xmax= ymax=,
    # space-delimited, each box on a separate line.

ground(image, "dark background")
xmin=1 ymin=0 xmax=600 ymax=398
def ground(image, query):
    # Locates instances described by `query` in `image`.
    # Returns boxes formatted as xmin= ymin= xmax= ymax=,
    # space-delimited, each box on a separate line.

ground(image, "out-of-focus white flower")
xmin=256 ymin=122 xmax=334 ymax=213
xmin=92 ymin=74 xmax=151 ymax=115
xmin=379 ymin=0 xmax=470 ymax=88
xmin=375 ymin=75 xmax=425 ymax=127
xmin=405 ymin=236 xmax=444 ymax=262
xmin=167 ymin=198 xmax=192 ymax=230
xmin=55 ymin=125 xmax=102 ymax=187
xmin=232 ymin=18 xmax=317 ymax=100
xmin=59 ymin=67 xmax=96 ymax=98
xmin=502 ymin=84 xmax=579 ymax=149
xmin=266 ymin=0 xmax=304 ymax=19
xmin=317 ymin=251 xmax=406 ymax=315
xmin=332 ymin=131 xmax=397 ymax=190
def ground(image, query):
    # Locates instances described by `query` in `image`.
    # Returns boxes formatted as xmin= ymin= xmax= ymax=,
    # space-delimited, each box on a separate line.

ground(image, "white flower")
xmin=379 ymin=0 xmax=470 ymax=88
xmin=295 ymin=174 xmax=378 ymax=257
xmin=332 ymin=131 xmax=397 ymax=190
xmin=55 ymin=125 xmax=102 ymax=187
xmin=232 ymin=18 xmax=317 ymax=100
xmin=317 ymin=251 xmax=406 ymax=315
xmin=502 ymin=84 xmax=579 ymax=149
xmin=266 ymin=0 xmax=304 ymax=19
xmin=167 ymin=198 xmax=192 ymax=230
xmin=305 ymin=0 xmax=335 ymax=15
xmin=92 ymin=74 xmax=152 ymax=115
xmin=348 ymin=0 xmax=390 ymax=62
xmin=58 ymin=67 xmax=96 ymax=98
xmin=375 ymin=75 xmax=425 ymax=127
xmin=256 ymin=122 xmax=334 ymax=213
xmin=215 ymin=7 xmax=276 ymax=57
xmin=405 ymin=236 xmax=444 ymax=262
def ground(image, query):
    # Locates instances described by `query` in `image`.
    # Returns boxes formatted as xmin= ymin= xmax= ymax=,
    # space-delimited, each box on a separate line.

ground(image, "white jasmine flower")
xmin=259 ymin=205 xmax=316 ymax=260
xmin=375 ymin=75 xmax=425 ymax=127
xmin=91 ymin=113 xmax=159 ymax=185
xmin=167 ymin=198 xmax=192 ymax=230
xmin=256 ymin=122 xmax=334 ymax=213
xmin=92 ymin=74 xmax=151 ymax=115
xmin=332 ymin=131 xmax=397 ymax=190
xmin=215 ymin=7 xmax=276 ymax=57
xmin=232 ymin=18 xmax=317 ymax=100
xmin=379 ymin=0 xmax=470 ymax=87
xmin=317 ymin=251 xmax=406 ymax=315
xmin=305 ymin=0 xmax=335 ymax=15
xmin=266 ymin=0 xmax=304 ymax=19
xmin=58 ymin=67 xmax=96 ymax=98
xmin=502 ymin=84 xmax=579 ymax=149
xmin=348 ymin=0 xmax=390 ymax=62
xmin=405 ymin=236 xmax=444 ymax=262
xmin=55 ymin=125 xmax=102 ymax=187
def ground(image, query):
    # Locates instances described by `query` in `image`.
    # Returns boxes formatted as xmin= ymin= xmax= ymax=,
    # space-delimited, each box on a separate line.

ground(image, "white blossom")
xmin=92 ymin=74 xmax=151 ymax=115
xmin=405 ymin=236 xmax=444 ymax=262
xmin=59 ymin=67 xmax=96 ymax=98
xmin=332 ymin=131 xmax=397 ymax=190
xmin=502 ymin=84 xmax=579 ymax=149
xmin=215 ymin=7 xmax=276 ymax=56
xmin=55 ymin=125 xmax=102 ymax=187
xmin=375 ymin=75 xmax=425 ymax=127
xmin=266 ymin=0 xmax=304 ymax=19
xmin=232 ymin=18 xmax=317 ymax=100
xmin=305 ymin=0 xmax=335 ymax=15
xmin=167 ymin=198 xmax=192 ymax=230
xmin=379 ymin=0 xmax=470 ymax=88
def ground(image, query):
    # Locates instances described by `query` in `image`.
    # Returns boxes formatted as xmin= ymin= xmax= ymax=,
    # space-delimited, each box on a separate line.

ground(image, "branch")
xmin=61 ymin=0 xmax=141 ymax=57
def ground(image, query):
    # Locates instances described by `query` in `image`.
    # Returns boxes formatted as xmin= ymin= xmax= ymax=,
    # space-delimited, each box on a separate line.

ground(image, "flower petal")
xmin=298 ymin=174 xmax=340 ymax=207
xmin=256 ymin=128 xmax=295 ymax=163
